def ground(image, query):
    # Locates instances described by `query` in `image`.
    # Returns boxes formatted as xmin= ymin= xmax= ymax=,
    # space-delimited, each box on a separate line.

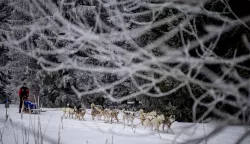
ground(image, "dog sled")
xmin=21 ymin=96 xmax=46 ymax=114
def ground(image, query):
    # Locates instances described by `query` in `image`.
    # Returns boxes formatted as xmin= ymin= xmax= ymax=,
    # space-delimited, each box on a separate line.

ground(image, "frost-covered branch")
xmin=1 ymin=0 xmax=250 ymax=143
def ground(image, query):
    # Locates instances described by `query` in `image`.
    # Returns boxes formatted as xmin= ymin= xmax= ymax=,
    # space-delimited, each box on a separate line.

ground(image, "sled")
xmin=22 ymin=100 xmax=39 ymax=114
xmin=21 ymin=97 xmax=45 ymax=114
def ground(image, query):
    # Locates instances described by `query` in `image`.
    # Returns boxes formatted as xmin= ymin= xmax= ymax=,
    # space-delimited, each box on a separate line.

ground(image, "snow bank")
xmin=0 ymin=104 xmax=249 ymax=144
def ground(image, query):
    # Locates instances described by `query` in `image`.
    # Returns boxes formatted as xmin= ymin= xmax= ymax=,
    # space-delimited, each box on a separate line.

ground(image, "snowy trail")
xmin=0 ymin=104 xmax=249 ymax=144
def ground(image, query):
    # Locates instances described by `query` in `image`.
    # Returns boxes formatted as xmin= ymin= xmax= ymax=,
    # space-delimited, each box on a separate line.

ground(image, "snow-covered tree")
xmin=0 ymin=46 xmax=11 ymax=101
xmin=0 ymin=1 xmax=12 ymax=101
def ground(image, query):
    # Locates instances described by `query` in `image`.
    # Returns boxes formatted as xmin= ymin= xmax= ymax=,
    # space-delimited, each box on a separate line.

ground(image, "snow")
xmin=0 ymin=104 xmax=249 ymax=144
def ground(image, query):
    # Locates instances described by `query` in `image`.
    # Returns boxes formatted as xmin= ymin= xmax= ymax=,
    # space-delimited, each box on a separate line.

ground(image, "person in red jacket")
xmin=18 ymin=83 xmax=30 ymax=113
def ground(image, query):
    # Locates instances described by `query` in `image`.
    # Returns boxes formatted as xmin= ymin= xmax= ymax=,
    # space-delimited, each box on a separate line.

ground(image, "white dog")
xmin=139 ymin=109 xmax=157 ymax=125
xmin=143 ymin=114 xmax=156 ymax=130
xmin=151 ymin=114 xmax=165 ymax=132
xmin=143 ymin=114 xmax=165 ymax=132
xmin=103 ymin=108 xmax=112 ymax=123
xmin=122 ymin=109 xmax=136 ymax=128
xmin=64 ymin=106 xmax=77 ymax=119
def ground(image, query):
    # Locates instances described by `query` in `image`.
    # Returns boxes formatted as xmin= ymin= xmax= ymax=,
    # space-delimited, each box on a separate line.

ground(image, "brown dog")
xmin=77 ymin=108 xmax=86 ymax=121
xmin=91 ymin=103 xmax=103 ymax=120
xmin=110 ymin=109 xmax=119 ymax=123
xmin=162 ymin=115 xmax=175 ymax=133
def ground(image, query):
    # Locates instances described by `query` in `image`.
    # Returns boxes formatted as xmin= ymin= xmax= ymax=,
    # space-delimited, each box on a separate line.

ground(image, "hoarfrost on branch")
xmin=1 ymin=0 xmax=250 ymax=143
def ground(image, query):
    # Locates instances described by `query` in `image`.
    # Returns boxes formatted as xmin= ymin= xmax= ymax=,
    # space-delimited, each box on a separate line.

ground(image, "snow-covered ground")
xmin=0 ymin=104 xmax=249 ymax=144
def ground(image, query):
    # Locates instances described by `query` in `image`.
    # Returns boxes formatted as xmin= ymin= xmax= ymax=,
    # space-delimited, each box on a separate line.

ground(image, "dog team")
xmin=62 ymin=104 xmax=86 ymax=120
xmin=61 ymin=103 xmax=175 ymax=133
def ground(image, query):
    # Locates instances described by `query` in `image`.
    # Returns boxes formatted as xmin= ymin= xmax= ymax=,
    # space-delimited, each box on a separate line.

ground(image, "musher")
xmin=18 ymin=83 xmax=30 ymax=113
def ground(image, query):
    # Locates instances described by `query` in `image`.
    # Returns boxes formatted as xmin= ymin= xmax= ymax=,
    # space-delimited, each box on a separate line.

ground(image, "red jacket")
xmin=18 ymin=87 xmax=30 ymax=97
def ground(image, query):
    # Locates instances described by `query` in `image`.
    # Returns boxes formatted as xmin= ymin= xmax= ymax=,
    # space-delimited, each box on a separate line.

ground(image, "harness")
xmin=123 ymin=111 xmax=130 ymax=116
xmin=146 ymin=116 xmax=155 ymax=122
xmin=140 ymin=113 xmax=146 ymax=121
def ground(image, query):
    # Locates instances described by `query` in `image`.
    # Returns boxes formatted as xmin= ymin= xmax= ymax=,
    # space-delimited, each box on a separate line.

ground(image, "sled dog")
xmin=91 ymin=103 xmax=103 ymax=120
xmin=162 ymin=115 xmax=175 ymax=133
xmin=139 ymin=109 xmax=157 ymax=125
xmin=102 ymin=108 xmax=119 ymax=124
xmin=102 ymin=108 xmax=112 ymax=123
xmin=77 ymin=108 xmax=86 ymax=121
xmin=67 ymin=106 xmax=77 ymax=119
xmin=122 ymin=109 xmax=136 ymax=127
xmin=143 ymin=113 xmax=165 ymax=132
xmin=110 ymin=109 xmax=119 ymax=123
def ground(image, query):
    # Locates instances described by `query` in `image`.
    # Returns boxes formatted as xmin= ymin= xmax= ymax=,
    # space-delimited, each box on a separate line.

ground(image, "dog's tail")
xmin=94 ymin=107 xmax=103 ymax=113
xmin=91 ymin=103 xmax=95 ymax=109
